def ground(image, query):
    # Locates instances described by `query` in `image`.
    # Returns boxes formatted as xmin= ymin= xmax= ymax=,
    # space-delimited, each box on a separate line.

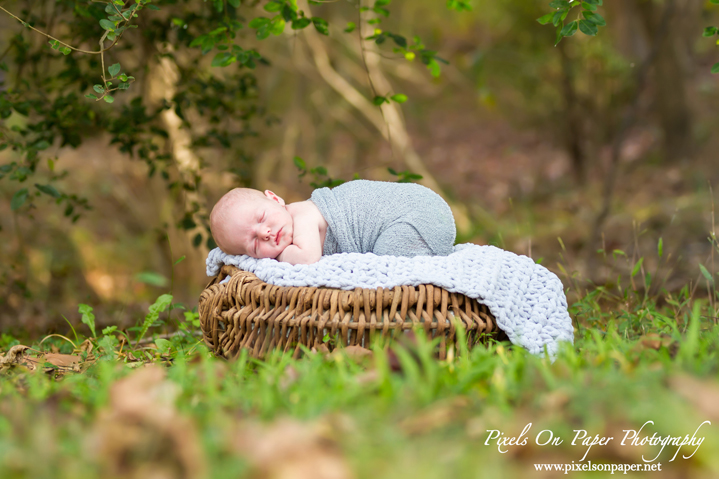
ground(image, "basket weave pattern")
xmin=199 ymin=265 xmax=500 ymax=360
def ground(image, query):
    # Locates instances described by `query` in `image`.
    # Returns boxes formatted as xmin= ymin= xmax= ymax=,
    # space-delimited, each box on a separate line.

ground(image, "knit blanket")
xmin=206 ymin=244 xmax=574 ymax=358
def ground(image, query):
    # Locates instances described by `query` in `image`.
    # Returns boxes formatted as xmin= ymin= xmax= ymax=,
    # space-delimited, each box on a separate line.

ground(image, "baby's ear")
xmin=264 ymin=190 xmax=286 ymax=206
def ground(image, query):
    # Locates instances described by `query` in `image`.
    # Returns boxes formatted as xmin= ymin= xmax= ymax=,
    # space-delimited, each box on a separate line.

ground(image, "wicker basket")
xmin=199 ymin=265 xmax=503 ymax=360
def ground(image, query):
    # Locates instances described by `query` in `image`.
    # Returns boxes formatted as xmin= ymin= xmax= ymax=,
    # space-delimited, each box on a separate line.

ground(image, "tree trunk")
xmin=146 ymin=50 xmax=210 ymax=257
xmin=558 ymin=42 xmax=586 ymax=185
xmin=635 ymin=0 xmax=692 ymax=162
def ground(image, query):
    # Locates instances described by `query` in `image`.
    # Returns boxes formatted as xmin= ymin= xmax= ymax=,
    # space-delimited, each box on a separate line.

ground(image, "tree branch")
xmin=297 ymin=0 xmax=472 ymax=233
xmin=0 ymin=4 xmax=126 ymax=55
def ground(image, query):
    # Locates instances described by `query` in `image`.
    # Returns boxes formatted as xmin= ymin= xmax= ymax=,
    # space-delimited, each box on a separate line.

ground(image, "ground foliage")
xmin=2 ymin=270 xmax=719 ymax=478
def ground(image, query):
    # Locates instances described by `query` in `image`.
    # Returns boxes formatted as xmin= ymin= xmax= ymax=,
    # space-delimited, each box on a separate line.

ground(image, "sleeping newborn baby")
xmin=209 ymin=180 xmax=456 ymax=265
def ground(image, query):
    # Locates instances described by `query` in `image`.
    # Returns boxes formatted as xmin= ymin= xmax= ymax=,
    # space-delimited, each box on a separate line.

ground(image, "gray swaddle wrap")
xmin=310 ymin=180 xmax=455 ymax=257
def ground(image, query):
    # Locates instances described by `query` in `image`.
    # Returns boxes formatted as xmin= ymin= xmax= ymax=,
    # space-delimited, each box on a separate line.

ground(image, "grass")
xmin=2 ymin=249 xmax=719 ymax=479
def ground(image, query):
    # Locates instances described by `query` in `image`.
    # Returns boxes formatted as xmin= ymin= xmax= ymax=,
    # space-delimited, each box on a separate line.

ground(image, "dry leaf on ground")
xmin=90 ymin=365 xmax=205 ymax=479
xmin=0 ymin=345 xmax=81 ymax=374
xmin=234 ymin=418 xmax=354 ymax=479
xmin=399 ymin=396 xmax=471 ymax=435
xmin=0 ymin=345 xmax=30 ymax=366
xmin=330 ymin=345 xmax=373 ymax=361
xmin=669 ymin=374 xmax=719 ymax=422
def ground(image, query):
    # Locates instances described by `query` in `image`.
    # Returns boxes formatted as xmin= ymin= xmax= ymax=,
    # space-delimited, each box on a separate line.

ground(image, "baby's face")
xmin=220 ymin=193 xmax=294 ymax=258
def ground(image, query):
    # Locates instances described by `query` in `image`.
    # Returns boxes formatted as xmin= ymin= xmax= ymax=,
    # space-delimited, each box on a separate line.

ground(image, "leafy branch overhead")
xmin=703 ymin=1 xmax=719 ymax=75
xmin=537 ymin=0 xmax=606 ymax=45
xmin=0 ymin=0 xmax=467 ymax=240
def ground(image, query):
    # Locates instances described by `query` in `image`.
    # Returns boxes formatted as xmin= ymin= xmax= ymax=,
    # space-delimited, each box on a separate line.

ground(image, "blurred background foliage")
xmin=0 ymin=0 xmax=718 ymax=337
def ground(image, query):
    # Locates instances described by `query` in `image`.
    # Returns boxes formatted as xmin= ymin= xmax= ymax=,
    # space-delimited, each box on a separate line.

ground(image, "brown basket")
xmin=199 ymin=265 xmax=503 ymax=360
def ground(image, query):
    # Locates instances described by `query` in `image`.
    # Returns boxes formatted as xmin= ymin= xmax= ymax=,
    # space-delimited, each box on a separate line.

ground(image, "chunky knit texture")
xmin=206 ymin=244 xmax=575 ymax=359
xmin=310 ymin=180 xmax=456 ymax=257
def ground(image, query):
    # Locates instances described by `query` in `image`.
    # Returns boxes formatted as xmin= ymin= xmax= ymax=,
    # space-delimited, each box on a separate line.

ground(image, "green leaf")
xmin=10 ymin=188 xmax=28 ymax=211
xmin=249 ymin=17 xmax=270 ymax=28
xmin=372 ymin=95 xmax=388 ymax=106
xmin=657 ymin=237 xmax=663 ymax=258
xmin=264 ymin=1 xmax=282 ymax=12
xmin=135 ymin=271 xmax=169 ymax=287
xmin=291 ymin=18 xmax=311 ymax=29
xmin=270 ymin=17 xmax=286 ymax=35
xmin=209 ymin=26 xmax=228 ymax=35
xmin=85 ymin=94 xmax=97 ymax=99
xmin=390 ymin=93 xmax=408 ymax=103
xmin=155 ymin=338 xmax=172 ymax=354
xmin=548 ymin=0 xmax=569 ymax=8
xmin=257 ymin=25 xmax=271 ymax=40
xmin=312 ymin=17 xmax=329 ymax=35
xmin=560 ymin=21 xmax=578 ymax=37
xmin=344 ymin=21 xmax=356 ymax=33
xmin=102 ymin=325 xmax=118 ymax=335
xmin=703 ymin=27 xmax=717 ymax=37
xmin=104 ymin=95 xmax=115 ymax=103
xmin=552 ymin=11 xmax=563 ymax=26
xmin=135 ymin=294 xmax=173 ymax=346
xmin=78 ymin=303 xmax=96 ymax=338
xmin=699 ymin=264 xmax=714 ymax=284
xmin=211 ymin=52 xmax=235 ymax=67
xmin=581 ymin=2 xmax=597 ymax=11
xmin=99 ymin=19 xmax=116 ymax=31
xmin=173 ymin=255 xmax=186 ymax=265
xmin=293 ymin=156 xmax=306 ymax=169
xmin=427 ymin=58 xmax=441 ymax=77
xmin=583 ymin=11 xmax=606 ymax=26
xmin=93 ymin=84 xmax=104 ymax=94
xmin=390 ymin=34 xmax=407 ymax=48
xmin=60 ymin=47 xmax=71 ymax=55
xmin=578 ymin=19 xmax=598 ymax=35
xmin=98 ymin=335 xmax=118 ymax=356
xmin=146 ymin=4 xmax=160 ymax=10
xmin=631 ymin=257 xmax=644 ymax=278
xmin=108 ymin=63 xmax=121 ymax=77
xmin=34 ymin=140 xmax=50 ymax=150
xmin=281 ymin=4 xmax=296 ymax=22
xmin=35 ymin=183 xmax=61 ymax=198
xmin=712 ymin=62 xmax=719 ymax=74
xmin=711 ymin=0 xmax=719 ymax=4
xmin=537 ymin=13 xmax=554 ymax=25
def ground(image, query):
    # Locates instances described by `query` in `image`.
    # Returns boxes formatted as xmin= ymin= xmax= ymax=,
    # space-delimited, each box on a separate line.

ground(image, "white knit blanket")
xmin=206 ymin=244 xmax=575 ymax=358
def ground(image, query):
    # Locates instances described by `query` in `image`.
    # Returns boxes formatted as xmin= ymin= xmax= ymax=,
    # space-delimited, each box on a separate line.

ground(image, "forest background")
xmin=0 ymin=0 xmax=718 ymax=338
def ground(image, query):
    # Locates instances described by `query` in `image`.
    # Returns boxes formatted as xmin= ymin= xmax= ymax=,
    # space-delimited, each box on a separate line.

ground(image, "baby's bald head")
xmin=210 ymin=188 xmax=266 ymax=252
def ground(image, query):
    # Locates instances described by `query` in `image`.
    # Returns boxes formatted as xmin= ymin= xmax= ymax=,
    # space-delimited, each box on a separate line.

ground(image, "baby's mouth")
xmin=276 ymin=228 xmax=282 ymax=245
